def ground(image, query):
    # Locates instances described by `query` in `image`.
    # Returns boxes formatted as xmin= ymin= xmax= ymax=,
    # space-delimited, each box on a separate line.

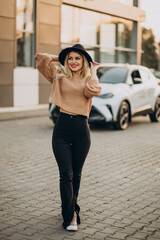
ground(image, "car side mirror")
xmin=133 ymin=77 xmax=142 ymax=84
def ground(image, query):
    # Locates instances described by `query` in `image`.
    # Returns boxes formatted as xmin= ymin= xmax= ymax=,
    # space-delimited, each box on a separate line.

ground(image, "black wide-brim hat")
xmin=58 ymin=44 xmax=93 ymax=67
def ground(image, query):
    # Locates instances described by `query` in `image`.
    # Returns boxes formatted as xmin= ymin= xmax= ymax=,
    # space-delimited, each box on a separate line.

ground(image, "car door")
xmin=129 ymin=69 xmax=148 ymax=112
xmin=139 ymin=68 xmax=156 ymax=107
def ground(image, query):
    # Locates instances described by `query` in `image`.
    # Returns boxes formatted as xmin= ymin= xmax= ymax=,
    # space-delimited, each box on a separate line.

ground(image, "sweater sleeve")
xmin=35 ymin=53 xmax=56 ymax=83
xmin=84 ymin=77 xmax=102 ymax=98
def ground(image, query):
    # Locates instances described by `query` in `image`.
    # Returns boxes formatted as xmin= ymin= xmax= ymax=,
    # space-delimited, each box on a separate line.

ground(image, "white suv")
xmin=49 ymin=64 xmax=160 ymax=130
xmin=89 ymin=64 xmax=160 ymax=129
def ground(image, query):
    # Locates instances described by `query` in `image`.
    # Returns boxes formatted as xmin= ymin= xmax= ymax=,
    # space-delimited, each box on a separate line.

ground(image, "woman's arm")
xmin=35 ymin=53 xmax=58 ymax=83
xmin=49 ymin=54 xmax=59 ymax=62
xmin=84 ymin=62 xmax=102 ymax=98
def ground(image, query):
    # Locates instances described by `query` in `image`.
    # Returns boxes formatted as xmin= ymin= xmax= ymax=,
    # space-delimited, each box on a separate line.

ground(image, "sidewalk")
xmin=0 ymin=105 xmax=48 ymax=121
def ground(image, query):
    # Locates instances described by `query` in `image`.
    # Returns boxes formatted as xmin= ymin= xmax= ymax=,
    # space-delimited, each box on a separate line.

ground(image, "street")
xmin=0 ymin=116 xmax=160 ymax=240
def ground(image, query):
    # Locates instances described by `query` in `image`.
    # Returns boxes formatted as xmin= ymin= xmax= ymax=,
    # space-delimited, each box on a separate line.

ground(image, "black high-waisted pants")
xmin=52 ymin=112 xmax=91 ymax=229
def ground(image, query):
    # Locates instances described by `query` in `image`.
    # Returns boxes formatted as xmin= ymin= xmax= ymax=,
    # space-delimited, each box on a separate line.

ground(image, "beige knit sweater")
xmin=35 ymin=53 xmax=102 ymax=117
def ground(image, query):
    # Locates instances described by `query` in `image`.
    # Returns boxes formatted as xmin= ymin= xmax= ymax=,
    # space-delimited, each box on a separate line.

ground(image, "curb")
xmin=0 ymin=104 xmax=48 ymax=121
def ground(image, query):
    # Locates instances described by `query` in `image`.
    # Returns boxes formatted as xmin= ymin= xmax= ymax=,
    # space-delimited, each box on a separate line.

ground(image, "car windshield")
xmin=97 ymin=67 xmax=128 ymax=84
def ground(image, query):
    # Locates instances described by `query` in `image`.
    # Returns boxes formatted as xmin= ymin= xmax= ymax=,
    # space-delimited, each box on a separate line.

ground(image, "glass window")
xmin=61 ymin=5 xmax=137 ymax=64
xmin=16 ymin=0 xmax=36 ymax=67
xmin=131 ymin=70 xmax=141 ymax=82
xmin=98 ymin=67 xmax=128 ymax=84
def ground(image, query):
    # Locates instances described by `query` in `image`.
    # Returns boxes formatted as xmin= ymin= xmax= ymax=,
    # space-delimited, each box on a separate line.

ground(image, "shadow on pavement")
xmin=89 ymin=116 xmax=152 ymax=132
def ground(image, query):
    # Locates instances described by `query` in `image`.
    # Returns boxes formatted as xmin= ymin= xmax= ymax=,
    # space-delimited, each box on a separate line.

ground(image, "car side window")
xmin=131 ymin=70 xmax=142 ymax=84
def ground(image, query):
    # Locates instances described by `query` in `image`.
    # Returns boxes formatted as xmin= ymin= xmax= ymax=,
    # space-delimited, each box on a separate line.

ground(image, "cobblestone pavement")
xmin=0 ymin=116 xmax=160 ymax=240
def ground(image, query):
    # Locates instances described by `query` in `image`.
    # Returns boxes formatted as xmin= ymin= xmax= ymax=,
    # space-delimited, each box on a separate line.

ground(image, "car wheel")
xmin=149 ymin=96 xmax=160 ymax=122
xmin=114 ymin=101 xmax=129 ymax=130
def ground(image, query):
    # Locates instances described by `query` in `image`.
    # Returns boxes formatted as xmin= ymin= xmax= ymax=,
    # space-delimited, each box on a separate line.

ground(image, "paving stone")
xmin=112 ymin=232 xmax=130 ymax=239
xmin=91 ymin=222 xmax=107 ymax=230
xmin=0 ymin=228 xmax=18 ymax=236
xmin=6 ymin=233 xmax=33 ymax=240
xmin=81 ymin=227 xmax=97 ymax=235
xmin=129 ymin=222 xmax=147 ymax=229
xmin=146 ymin=238 xmax=159 ymax=240
xmin=0 ymin=223 xmax=10 ymax=231
xmin=102 ymin=227 xmax=117 ymax=235
xmin=131 ymin=231 xmax=149 ymax=239
xmin=126 ymin=237 xmax=144 ymax=240
xmin=18 ymin=227 xmax=38 ymax=236
xmin=63 ymin=232 xmax=89 ymax=240
xmin=102 ymin=218 xmax=116 ymax=225
xmin=92 ymin=231 xmax=111 ymax=239
xmin=11 ymin=223 xmax=32 ymax=231
xmin=0 ymin=234 xmax=9 ymax=240
xmin=150 ymin=231 xmax=160 ymax=238
xmin=127 ymin=228 xmax=142 ymax=235
xmin=82 ymin=218 xmax=98 ymax=225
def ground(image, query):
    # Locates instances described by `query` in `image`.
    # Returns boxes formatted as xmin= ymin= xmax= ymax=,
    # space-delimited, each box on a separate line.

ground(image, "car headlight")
xmin=98 ymin=93 xmax=114 ymax=99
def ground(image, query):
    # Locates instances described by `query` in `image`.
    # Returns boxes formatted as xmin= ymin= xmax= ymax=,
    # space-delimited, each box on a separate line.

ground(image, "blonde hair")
xmin=56 ymin=52 xmax=91 ymax=82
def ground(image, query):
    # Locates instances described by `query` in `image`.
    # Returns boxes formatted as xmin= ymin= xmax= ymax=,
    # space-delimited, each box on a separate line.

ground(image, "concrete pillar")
xmin=0 ymin=0 xmax=16 ymax=107
xmin=36 ymin=0 xmax=61 ymax=104
xmin=137 ymin=22 xmax=142 ymax=65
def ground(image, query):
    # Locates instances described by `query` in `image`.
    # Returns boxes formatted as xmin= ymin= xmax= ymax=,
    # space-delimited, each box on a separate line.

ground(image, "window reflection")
xmin=61 ymin=5 xmax=136 ymax=64
xmin=16 ymin=0 xmax=35 ymax=67
xmin=17 ymin=32 xmax=33 ymax=67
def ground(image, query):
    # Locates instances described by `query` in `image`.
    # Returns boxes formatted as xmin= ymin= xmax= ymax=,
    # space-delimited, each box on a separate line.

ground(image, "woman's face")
xmin=67 ymin=51 xmax=83 ymax=72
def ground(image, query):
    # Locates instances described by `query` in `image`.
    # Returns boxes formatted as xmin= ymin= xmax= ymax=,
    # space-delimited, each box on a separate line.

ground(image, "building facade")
xmin=0 ymin=0 xmax=145 ymax=107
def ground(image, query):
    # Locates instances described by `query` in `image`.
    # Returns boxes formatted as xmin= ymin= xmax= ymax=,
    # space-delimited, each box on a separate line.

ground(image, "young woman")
xmin=35 ymin=44 xmax=101 ymax=231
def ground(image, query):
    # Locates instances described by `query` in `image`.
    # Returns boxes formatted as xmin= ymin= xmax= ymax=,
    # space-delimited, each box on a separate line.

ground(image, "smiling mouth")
xmin=71 ymin=64 xmax=78 ymax=68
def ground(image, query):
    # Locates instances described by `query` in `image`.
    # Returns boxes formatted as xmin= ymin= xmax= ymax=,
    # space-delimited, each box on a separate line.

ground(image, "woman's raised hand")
xmin=90 ymin=62 xmax=101 ymax=80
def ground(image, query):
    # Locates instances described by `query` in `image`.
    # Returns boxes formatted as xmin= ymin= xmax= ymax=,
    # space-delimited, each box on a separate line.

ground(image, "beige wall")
xmin=0 ymin=0 xmax=16 ymax=107
xmin=36 ymin=0 xmax=61 ymax=104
